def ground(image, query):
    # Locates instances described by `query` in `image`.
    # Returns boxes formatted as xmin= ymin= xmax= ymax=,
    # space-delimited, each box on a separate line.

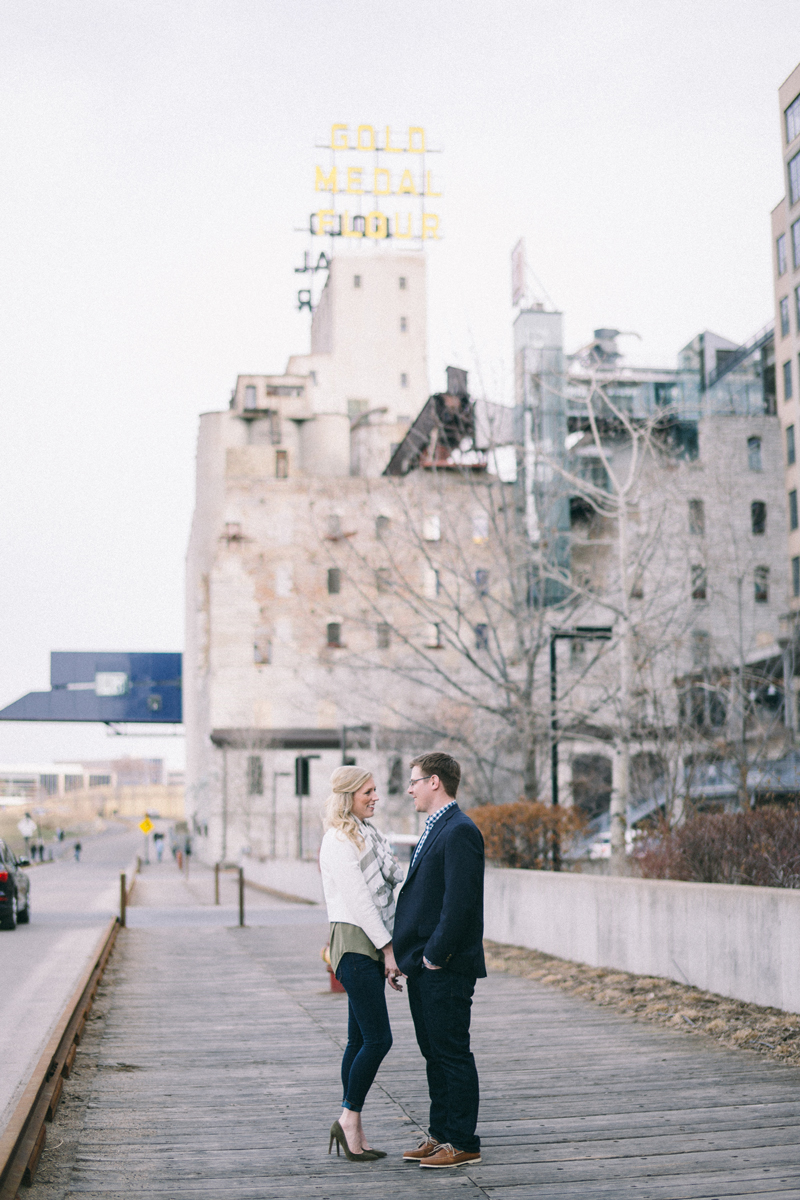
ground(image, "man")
xmin=393 ymin=751 xmax=486 ymax=1169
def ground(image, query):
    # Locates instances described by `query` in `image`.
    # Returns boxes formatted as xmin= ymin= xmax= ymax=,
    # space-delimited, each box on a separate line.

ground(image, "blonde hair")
xmin=323 ymin=766 xmax=374 ymax=848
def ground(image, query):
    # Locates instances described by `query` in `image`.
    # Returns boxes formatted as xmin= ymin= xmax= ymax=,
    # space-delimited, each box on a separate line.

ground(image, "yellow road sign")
xmin=139 ymin=817 xmax=154 ymax=835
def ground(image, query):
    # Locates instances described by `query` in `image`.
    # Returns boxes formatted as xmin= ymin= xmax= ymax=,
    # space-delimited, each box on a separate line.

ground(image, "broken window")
xmin=688 ymin=499 xmax=705 ymax=535
xmin=751 ymin=501 xmax=767 ymax=535
xmin=376 ymin=623 xmax=391 ymax=649
xmin=755 ymin=566 xmax=770 ymax=604
xmin=691 ymin=565 xmax=707 ymax=602
xmin=247 ymin=756 xmax=263 ymax=796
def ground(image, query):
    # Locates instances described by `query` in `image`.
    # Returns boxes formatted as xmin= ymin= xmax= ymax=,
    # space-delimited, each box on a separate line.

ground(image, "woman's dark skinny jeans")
xmin=335 ymin=952 xmax=393 ymax=1111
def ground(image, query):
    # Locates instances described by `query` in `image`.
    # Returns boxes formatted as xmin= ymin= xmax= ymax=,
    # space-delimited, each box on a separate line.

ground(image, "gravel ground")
xmin=484 ymin=939 xmax=800 ymax=1066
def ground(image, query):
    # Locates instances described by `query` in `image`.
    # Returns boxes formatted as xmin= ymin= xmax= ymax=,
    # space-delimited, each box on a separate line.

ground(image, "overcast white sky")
xmin=0 ymin=1 xmax=798 ymax=770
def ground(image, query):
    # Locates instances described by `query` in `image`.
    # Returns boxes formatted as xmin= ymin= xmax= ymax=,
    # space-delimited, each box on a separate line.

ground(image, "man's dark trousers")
xmin=407 ymin=967 xmax=479 ymax=1152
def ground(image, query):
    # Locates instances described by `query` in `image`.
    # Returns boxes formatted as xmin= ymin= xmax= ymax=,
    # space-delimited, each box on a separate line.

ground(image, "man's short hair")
xmin=411 ymin=751 xmax=461 ymax=799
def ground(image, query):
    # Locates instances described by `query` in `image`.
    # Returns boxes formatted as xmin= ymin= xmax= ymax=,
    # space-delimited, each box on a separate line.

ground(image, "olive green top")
xmin=329 ymin=921 xmax=384 ymax=976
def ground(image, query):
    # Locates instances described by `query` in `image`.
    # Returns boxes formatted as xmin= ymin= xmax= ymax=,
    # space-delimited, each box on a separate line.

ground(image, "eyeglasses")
xmin=408 ymin=775 xmax=433 ymax=788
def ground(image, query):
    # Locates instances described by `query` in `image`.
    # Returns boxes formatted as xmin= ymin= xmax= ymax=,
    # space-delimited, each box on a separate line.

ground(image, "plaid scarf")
xmin=356 ymin=819 xmax=404 ymax=935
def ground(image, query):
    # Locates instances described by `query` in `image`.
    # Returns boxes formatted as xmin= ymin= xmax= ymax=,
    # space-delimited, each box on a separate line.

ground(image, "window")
xmin=400 ymin=373 xmax=408 ymax=388
xmin=275 ymin=449 xmax=288 ymax=478
xmin=751 ymin=501 xmax=767 ymax=535
xmin=326 ymin=622 xmax=342 ymax=647
xmin=376 ymin=623 xmax=391 ymax=649
xmin=794 ymin=556 xmax=800 ymax=598
xmin=247 ymin=756 xmax=263 ymax=796
xmin=791 ymin=489 xmax=798 ymax=531
xmin=327 ymin=514 xmax=341 ymax=539
xmin=475 ymin=569 xmax=490 ymax=595
xmin=755 ymin=566 xmax=770 ymax=604
xmin=787 ymin=93 xmax=800 ymax=144
xmin=475 ymin=624 xmax=489 ymax=650
xmin=790 ymin=152 xmax=800 ymax=207
xmin=327 ymin=567 xmax=341 ymax=595
xmin=39 ymin=774 xmax=58 ymax=796
xmin=64 ymin=774 xmax=83 ymax=792
xmin=399 ymin=276 xmax=407 ymax=289
xmin=375 ymin=514 xmax=390 ymax=535
xmin=691 ymin=630 xmax=710 ymax=668
xmin=688 ymin=499 xmax=705 ymax=535
xmin=89 ymin=775 xmax=111 ymax=787
xmin=244 ymin=384 xmax=257 ymax=410
xmin=784 ymin=361 xmax=794 ymax=402
xmin=376 ymin=567 xmax=392 ymax=593
xmin=353 ymin=274 xmax=361 ymax=288
xmin=748 ymin=436 xmax=762 ymax=470
xmin=793 ymin=220 xmax=800 ymax=270
xmin=424 ymin=568 xmax=440 ymax=599
xmin=253 ymin=634 xmax=271 ymax=664
xmin=400 ymin=316 xmax=407 ymax=332
xmin=796 ymin=286 xmax=800 ymax=333
xmin=777 ymin=234 xmax=788 ymax=276
xmin=472 ymin=513 xmax=489 ymax=543
xmin=789 ymin=425 xmax=796 ymax=466
xmin=387 ymin=757 xmax=403 ymax=794
xmin=423 ymin=514 xmax=440 ymax=541
xmin=691 ymin=565 xmax=707 ymax=602
xmin=781 ymin=297 xmax=791 ymax=337
xmin=425 ymin=622 xmax=442 ymax=648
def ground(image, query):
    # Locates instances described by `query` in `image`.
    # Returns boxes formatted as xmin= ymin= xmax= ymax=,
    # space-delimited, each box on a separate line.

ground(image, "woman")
xmin=320 ymin=766 xmax=404 ymax=1162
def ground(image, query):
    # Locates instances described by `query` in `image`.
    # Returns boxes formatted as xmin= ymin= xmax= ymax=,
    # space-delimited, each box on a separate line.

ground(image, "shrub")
xmin=633 ymin=806 xmax=800 ymax=888
xmin=470 ymin=801 xmax=587 ymax=870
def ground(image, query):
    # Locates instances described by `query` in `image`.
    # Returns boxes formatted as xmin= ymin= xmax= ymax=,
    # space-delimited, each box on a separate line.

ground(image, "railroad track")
xmin=0 ymin=869 xmax=136 ymax=1199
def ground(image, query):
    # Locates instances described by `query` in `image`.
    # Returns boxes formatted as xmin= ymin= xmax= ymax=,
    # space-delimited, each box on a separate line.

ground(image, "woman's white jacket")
xmin=319 ymin=827 xmax=393 ymax=950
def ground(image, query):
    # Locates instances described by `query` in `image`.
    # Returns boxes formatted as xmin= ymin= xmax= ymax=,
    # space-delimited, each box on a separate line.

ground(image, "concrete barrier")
xmin=484 ymin=866 xmax=800 ymax=1014
xmin=240 ymin=855 xmax=324 ymax=905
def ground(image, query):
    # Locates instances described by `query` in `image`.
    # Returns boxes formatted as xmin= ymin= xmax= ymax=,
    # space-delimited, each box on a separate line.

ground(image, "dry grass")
xmin=485 ymin=939 xmax=800 ymax=1067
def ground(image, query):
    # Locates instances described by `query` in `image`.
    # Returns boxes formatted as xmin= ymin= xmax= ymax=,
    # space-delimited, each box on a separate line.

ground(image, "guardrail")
xmin=0 ymin=859 xmax=140 ymax=1197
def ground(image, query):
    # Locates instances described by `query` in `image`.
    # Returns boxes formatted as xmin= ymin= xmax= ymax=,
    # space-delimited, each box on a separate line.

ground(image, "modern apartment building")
xmin=772 ymin=61 xmax=800 ymax=608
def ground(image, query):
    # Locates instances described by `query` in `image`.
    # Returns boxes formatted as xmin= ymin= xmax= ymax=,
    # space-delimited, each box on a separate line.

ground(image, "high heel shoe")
xmin=328 ymin=1121 xmax=379 ymax=1161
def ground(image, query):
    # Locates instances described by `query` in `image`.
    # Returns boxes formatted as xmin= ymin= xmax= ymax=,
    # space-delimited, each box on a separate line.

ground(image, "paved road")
xmin=0 ymin=824 xmax=140 ymax=1131
xmin=27 ymin=862 xmax=800 ymax=1199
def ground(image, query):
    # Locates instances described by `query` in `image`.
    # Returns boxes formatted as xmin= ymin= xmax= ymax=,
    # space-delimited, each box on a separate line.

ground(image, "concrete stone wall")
xmin=242 ymin=854 xmax=325 ymax=904
xmin=484 ymin=866 xmax=800 ymax=1014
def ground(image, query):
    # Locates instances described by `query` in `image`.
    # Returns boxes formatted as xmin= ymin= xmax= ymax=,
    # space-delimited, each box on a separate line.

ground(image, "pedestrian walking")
xmin=393 ymin=752 xmax=486 ymax=1169
xmin=319 ymin=766 xmax=404 ymax=1163
xmin=73 ymin=841 xmax=82 ymax=862
xmin=154 ymin=832 xmax=164 ymax=863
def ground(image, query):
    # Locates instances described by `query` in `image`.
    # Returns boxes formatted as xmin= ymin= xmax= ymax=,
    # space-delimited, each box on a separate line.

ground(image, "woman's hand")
xmin=382 ymin=943 xmax=405 ymax=992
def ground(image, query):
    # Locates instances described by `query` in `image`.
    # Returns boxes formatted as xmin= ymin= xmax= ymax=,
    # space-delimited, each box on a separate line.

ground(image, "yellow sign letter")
xmin=408 ymin=126 xmax=426 ymax=152
xmin=313 ymin=210 xmax=336 ymax=236
xmin=341 ymin=212 xmax=363 ymax=238
xmin=422 ymin=213 xmax=441 ymax=239
xmin=397 ymin=169 xmax=418 ymax=195
xmin=425 ymin=170 xmax=441 ymax=197
xmin=331 ymin=124 xmax=348 ymax=149
xmin=357 ymin=124 xmax=376 ymax=150
xmin=315 ymin=166 xmax=337 ymax=192
xmin=346 ymin=167 xmax=363 ymax=194
xmin=384 ymin=125 xmax=403 ymax=152
xmin=373 ymin=168 xmax=391 ymax=195
xmin=393 ymin=213 xmax=413 ymax=239
xmin=365 ymin=211 xmax=388 ymax=240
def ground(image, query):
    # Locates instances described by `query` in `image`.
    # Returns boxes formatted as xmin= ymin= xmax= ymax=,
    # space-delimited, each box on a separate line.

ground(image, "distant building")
xmin=772 ymin=61 xmax=800 ymax=610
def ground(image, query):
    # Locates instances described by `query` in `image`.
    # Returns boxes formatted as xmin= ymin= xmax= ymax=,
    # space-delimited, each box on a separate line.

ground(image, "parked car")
xmin=0 ymin=838 xmax=31 ymax=929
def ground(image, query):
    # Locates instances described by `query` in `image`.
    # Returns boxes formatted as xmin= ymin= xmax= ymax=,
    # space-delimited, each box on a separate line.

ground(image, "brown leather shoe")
xmin=403 ymin=1137 xmax=440 ymax=1161
xmin=419 ymin=1142 xmax=481 ymax=1168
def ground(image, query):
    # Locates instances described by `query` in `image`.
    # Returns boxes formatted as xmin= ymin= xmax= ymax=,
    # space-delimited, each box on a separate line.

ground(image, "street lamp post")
xmin=550 ymin=626 xmax=612 ymax=870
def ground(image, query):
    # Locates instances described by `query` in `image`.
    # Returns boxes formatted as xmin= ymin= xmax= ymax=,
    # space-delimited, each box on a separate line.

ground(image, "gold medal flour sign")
xmin=309 ymin=124 xmax=442 ymax=241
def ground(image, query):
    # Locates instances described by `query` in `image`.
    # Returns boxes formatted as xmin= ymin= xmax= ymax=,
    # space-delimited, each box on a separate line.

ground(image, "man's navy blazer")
xmin=393 ymin=804 xmax=487 ymax=980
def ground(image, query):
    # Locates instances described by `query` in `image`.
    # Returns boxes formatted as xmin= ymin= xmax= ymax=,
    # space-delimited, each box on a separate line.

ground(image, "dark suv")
xmin=0 ymin=838 xmax=31 ymax=929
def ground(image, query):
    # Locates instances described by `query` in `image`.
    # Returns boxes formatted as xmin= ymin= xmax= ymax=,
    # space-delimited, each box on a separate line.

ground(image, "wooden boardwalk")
xmin=29 ymin=863 xmax=800 ymax=1199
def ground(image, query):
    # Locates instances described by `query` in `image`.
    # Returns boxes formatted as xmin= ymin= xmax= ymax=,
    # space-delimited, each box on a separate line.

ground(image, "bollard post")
xmin=214 ymin=862 xmax=220 ymax=905
xmin=238 ymin=866 xmax=245 ymax=928
xmin=120 ymin=873 xmax=127 ymax=928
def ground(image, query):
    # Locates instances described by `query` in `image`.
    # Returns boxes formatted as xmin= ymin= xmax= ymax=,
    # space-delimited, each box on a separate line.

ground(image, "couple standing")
xmin=319 ymin=751 xmax=486 ymax=1169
